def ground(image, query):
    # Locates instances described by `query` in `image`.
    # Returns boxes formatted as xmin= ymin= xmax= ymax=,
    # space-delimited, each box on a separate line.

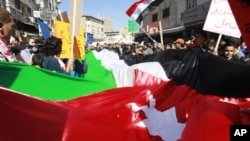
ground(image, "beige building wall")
xmin=104 ymin=27 xmax=133 ymax=44
xmin=81 ymin=15 xmax=104 ymax=42
xmin=97 ymin=16 xmax=114 ymax=32
xmin=81 ymin=15 xmax=131 ymax=43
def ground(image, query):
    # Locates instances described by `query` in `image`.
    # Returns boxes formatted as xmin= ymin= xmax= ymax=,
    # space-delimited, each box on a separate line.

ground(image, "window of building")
xmin=20 ymin=2 xmax=27 ymax=13
xmin=49 ymin=3 xmax=52 ymax=9
xmin=162 ymin=7 xmax=170 ymax=18
xmin=186 ymin=0 xmax=197 ymax=9
xmin=27 ymin=7 xmax=32 ymax=16
xmin=152 ymin=13 xmax=158 ymax=22
xmin=12 ymin=0 xmax=21 ymax=10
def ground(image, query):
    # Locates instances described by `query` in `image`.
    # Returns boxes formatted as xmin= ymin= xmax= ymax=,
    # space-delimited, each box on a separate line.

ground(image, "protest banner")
xmin=53 ymin=20 xmax=85 ymax=59
xmin=203 ymin=0 xmax=241 ymax=38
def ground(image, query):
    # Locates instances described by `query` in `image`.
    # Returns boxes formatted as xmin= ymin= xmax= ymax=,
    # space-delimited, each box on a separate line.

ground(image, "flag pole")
xmin=214 ymin=33 xmax=223 ymax=53
xmin=139 ymin=26 xmax=156 ymax=43
xmin=159 ymin=21 xmax=164 ymax=50
xmin=66 ymin=0 xmax=83 ymax=73
xmin=132 ymin=32 xmax=134 ymax=42
xmin=58 ymin=10 xmax=64 ymax=22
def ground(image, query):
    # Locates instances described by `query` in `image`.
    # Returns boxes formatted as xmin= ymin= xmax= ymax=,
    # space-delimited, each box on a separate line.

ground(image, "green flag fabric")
xmin=0 ymin=51 xmax=116 ymax=100
xmin=128 ymin=20 xmax=139 ymax=33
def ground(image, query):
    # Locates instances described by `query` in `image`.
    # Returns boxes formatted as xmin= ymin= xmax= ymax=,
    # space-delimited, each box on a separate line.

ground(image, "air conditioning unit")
xmin=29 ymin=17 xmax=36 ymax=23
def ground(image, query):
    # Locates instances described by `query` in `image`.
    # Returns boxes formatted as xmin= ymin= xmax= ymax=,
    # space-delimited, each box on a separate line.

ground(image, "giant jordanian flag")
xmin=1 ymin=48 xmax=250 ymax=141
xmin=1 ymin=0 xmax=250 ymax=139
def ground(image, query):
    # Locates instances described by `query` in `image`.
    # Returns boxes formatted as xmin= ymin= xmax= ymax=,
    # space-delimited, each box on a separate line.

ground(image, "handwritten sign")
xmin=228 ymin=0 xmax=250 ymax=50
xmin=53 ymin=20 xmax=85 ymax=59
xmin=74 ymin=27 xmax=85 ymax=58
xmin=203 ymin=0 xmax=241 ymax=38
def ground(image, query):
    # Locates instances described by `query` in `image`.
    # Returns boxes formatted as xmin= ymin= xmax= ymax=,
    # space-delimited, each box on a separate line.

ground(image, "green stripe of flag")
xmin=0 ymin=51 xmax=116 ymax=100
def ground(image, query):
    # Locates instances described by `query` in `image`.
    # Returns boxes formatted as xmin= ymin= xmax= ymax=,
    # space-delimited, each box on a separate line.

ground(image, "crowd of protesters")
xmin=1 ymin=7 xmax=250 ymax=77
xmin=87 ymin=29 xmax=250 ymax=65
xmin=0 ymin=8 xmax=86 ymax=77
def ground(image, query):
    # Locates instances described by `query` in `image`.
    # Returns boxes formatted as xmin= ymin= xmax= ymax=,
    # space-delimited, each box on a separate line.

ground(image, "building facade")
xmin=135 ymin=0 xmax=211 ymax=44
xmin=96 ymin=16 xmax=114 ymax=32
xmin=36 ymin=0 xmax=61 ymax=29
xmin=0 ymin=0 xmax=60 ymax=34
xmin=2 ymin=0 xmax=39 ymax=33
xmin=182 ymin=0 xmax=211 ymax=39
xmin=81 ymin=15 xmax=104 ymax=42
xmin=97 ymin=16 xmax=133 ymax=44
xmin=104 ymin=27 xmax=133 ymax=44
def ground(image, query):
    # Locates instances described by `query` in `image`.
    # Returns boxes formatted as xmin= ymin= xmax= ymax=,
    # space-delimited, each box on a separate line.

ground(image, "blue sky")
xmin=58 ymin=0 xmax=136 ymax=30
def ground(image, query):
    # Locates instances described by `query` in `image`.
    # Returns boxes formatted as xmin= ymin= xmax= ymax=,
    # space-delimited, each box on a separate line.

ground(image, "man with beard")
xmin=0 ymin=8 xmax=16 ymax=62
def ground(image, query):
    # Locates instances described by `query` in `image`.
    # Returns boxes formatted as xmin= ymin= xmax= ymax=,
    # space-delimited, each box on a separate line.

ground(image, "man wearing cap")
xmin=173 ymin=38 xmax=185 ymax=49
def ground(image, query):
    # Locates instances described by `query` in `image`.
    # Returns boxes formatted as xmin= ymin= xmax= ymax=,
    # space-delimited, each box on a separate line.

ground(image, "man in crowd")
xmin=0 ymin=7 xmax=16 ymax=62
xmin=20 ymin=37 xmax=37 ymax=64
xmin=173 ymin=38 xmax=185 ymax=49
xmin=193 ymin=29 xmax=208 ymax=49
xmin=221 ymin=42 xmax=244 ymax=63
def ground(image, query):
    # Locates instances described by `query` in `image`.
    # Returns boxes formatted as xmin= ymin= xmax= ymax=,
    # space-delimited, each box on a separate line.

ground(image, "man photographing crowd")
xmin=0 ymin=7 xmax=17 ymax=62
